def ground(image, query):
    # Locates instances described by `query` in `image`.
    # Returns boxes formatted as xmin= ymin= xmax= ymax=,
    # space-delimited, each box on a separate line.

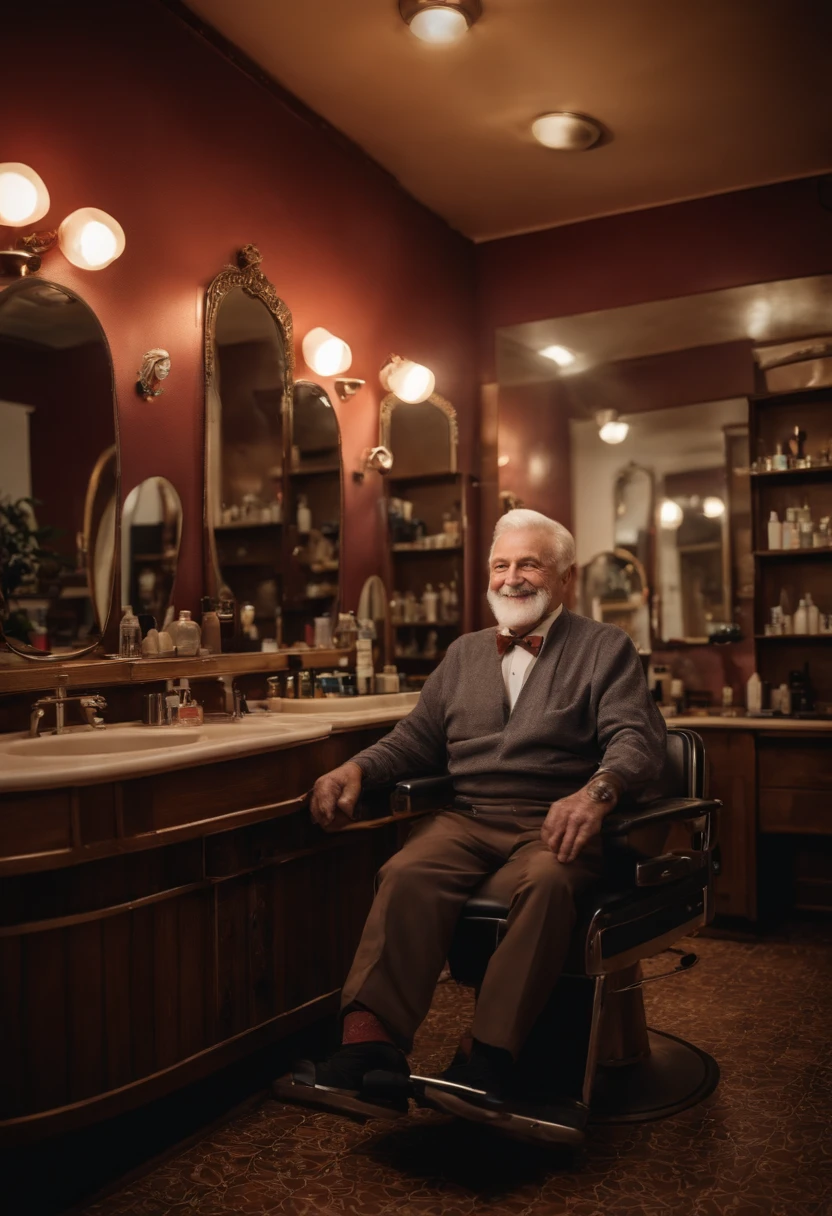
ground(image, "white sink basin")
xmin=6 ymin=729 xmax=202 ymax=756
xmin=267 ymin=692 xmax=420 ymax=715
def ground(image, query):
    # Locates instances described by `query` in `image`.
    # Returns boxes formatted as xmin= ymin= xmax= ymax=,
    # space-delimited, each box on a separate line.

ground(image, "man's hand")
xmin=309 ymin=761 xmax=363 ymax=831
xmin=541 ymin=789 xmax=608 ymax=863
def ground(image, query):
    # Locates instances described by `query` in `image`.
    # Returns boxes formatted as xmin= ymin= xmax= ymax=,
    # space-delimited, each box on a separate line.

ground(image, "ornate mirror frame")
xmin=379 ymin=391 xmax=459 ymax=473
xmin=202 ymin=244 xmax=294 ymax=601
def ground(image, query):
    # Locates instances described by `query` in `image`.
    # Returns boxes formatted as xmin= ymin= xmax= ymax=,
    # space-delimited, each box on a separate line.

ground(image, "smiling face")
xmin=487 ymin=526 xmax=573 ymax=633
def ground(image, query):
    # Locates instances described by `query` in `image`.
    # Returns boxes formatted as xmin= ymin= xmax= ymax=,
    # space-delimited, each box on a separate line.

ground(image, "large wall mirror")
xmin=283 ymin=381 xmax=342 ymax=644
xmin=0 ymin=279 xmax=119 ymax=659
xmin=571 ymin=398 xmax=750 ymax=645
xmin=204 ymin=246 xmax=293 ymax=646
xmin=120 ymin=477 xmax=183 ymax=629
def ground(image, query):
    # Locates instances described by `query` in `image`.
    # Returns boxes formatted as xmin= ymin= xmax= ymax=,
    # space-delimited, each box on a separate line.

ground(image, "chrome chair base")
xmin=590 ymin=1028 xmax=719 ymax=1123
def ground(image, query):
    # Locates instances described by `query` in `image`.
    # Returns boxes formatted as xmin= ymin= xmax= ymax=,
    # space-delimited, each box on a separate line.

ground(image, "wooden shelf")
xmin=393 ymin=620 xmax=460 ymax=628
xmin=755 ymin=634 xmax=832 ymax=642
xmin=214 ymin=520 xmax=282 ymax=532
xmin=388 ymin=471 xmax=461 ymax=487
xmin=754 ymin=548 xmax=832 ymax=559
xmin=750 ymin=466 xmax=832 ymax=484
xmin=392 ymin=544 xmax=462 ymax=555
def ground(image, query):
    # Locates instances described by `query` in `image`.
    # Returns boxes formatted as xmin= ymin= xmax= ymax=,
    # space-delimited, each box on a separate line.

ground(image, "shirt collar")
xmin=499 ymin=602 xmax=564 ymax=638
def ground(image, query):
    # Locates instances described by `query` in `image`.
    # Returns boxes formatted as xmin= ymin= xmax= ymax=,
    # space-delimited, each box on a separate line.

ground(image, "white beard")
xmin=487 ymin=584 xmax=552 ymax=633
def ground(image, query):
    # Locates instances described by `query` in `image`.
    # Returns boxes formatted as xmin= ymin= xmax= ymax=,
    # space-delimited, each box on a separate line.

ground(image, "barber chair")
xmin=385 ymin=728 xmax=721 ymax=1146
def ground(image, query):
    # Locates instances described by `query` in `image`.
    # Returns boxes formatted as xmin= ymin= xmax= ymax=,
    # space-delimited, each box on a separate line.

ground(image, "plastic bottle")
xmin=118 ymin=605 xmax=142 ymax=658
xmin=793 ymin=598 xmax=808 ymax=635
xmin=746 ymin=672 xmax=762 ymax=715
xmin=356 ymin=621 xmax=375 ymax=695
xmin=806 ymin=593 xmax=820 ymax=636
xmin=172 ymin=609 xmax=201 ymax=656
xmin=422 ymin=583 xmax=438 ymax=623
xmin=296 ymin=494 xmax=312 ymax=533
xmin=767 ymin=511 xmax=782 ymax=550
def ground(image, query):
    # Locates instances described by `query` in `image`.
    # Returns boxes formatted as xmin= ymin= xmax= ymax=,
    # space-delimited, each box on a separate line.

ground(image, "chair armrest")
xmin=391 ymin=774 xmax=454 ymax=815
xmin=602 ymin=796 xmax=721 ymax=836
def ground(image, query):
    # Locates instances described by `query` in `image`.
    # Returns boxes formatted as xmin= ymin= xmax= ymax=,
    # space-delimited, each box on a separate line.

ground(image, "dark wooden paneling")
xmin=702 ymin=730 xmax=757 ymax=919
xmin=101 ymin=915 xmax=133 ymax=1091
xmin=758 ymin=740 xmax=832 ymax=790
xmin=177 ymin=890 xmax=213 ymax=1060
xmin=152 ymin=900 xmax=180 ymax=1071
xmin=0 ymin=789 xmax=72 ymax=861
xmin=248 ymin=871 xmax=275 ymax=1029
xmin=24 ymin=929 xmax=68 ymax=1115
xmin=215 ymin=878 xmax=251 ymax=1040
xmin=0 ymin=936 xmax=24 ymax=1118
xmin=67 ymin=921 xmax=104 ymax=1102
xmin=129 ymin=906 xmax=156 ymax=1082
xmin=77 ymin=784 xmax=118 ymax=845
xmin=759 ymin=790 xmax=832 ymax=835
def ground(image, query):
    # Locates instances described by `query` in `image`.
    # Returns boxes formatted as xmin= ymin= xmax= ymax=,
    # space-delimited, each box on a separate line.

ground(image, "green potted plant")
xmin=0 ymin=497 xmax=64 ymax=645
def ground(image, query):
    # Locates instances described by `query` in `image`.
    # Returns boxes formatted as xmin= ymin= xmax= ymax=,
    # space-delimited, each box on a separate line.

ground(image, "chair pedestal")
xmin=592 ymin=1028 xmax=720 ymax=1123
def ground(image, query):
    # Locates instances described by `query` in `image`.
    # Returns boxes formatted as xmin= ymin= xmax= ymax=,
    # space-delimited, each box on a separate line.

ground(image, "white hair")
xmin=489 ymin=509 xmax=576 ymax=575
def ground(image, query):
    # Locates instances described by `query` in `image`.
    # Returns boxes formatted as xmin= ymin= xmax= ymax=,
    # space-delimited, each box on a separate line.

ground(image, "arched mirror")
xmin=614 ymin=463 xmax=654 ymax=579
xmin=283 ymin=381 xmax=343 ymax=645
xmin=0 ymin=279 xmax=118 ymax=659
xmin=120 ymin=477 xmax=183 ymax=630
xmin=380 ymin=392 xmax=458 ymax=477
xmin=204 ymin=246 xmax=293 ymax=646
xmin=580 ymin=548 xmax=651 ymax=653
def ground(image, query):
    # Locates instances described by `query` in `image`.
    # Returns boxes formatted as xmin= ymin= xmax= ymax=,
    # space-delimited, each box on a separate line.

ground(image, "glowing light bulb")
xmin=302 ymin=328 xmax=352 ymax=376
xmin=409 ymin=7 xmax=469 ymax=43
xmin=382 ymin=356 xmax=435 ymax=403
xmin=59 ymin=208 xmax=125 ymax=270
xmin=539 ymin=344 xmax=575 ymax=367
xmin=703 ymin=496 xmax=725 ymax=519
xmin=0 ymin=163 xmax=50 ymax=226
xmin=660 ymin=499 xmax=684 ymax=529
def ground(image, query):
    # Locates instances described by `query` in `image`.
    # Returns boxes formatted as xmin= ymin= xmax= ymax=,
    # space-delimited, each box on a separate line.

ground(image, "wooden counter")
xmin=0 ymin=725 xmax=410 ymax=1145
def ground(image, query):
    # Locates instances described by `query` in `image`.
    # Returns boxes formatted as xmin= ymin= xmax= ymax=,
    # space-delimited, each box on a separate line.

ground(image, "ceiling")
xmin=496 ymin=275 xmax=832 ymax=385
xmin=183 ymin=0 xmax=832 ymax=241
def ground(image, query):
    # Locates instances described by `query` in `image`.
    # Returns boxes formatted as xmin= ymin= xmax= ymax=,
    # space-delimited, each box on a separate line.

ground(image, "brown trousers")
xmin=340 ymin=804 xmax=602 ymax=1059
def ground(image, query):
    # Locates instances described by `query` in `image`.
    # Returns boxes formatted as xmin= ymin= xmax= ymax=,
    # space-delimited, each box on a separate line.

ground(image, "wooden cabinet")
xmin=698 ymin=728 xmax=757 ymax=920
xmin=0 ymin=728 xmax=412 ymax=1145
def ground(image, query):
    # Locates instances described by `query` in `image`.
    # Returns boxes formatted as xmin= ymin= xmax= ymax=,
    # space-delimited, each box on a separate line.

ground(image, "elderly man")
xmin=281 ymin=509 xmax=666 ymax=1118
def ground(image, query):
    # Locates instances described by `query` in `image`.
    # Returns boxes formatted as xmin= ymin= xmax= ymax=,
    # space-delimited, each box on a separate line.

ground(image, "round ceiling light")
xmin=399 ymin=1 xmax=482 ymax=44
xmin=531 ymin=112 xmax=603 ymax=152
xmin=596 ymin=409 xmax=629 ymax=445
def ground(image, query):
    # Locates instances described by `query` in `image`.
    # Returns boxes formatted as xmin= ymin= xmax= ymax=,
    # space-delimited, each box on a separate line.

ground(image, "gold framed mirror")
xmin=0 ymin=278 xmax=119 ymax=660
xmin=120 ymin=476 xmax=183 ymax=630
xmin=203 ymin=246 xmax=293 ymax=645
xmin=379 ymin=391 xmax=458 ymax=477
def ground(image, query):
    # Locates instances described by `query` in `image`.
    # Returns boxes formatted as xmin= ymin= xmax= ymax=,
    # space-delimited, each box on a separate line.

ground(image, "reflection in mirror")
xmin=284 ymin=381 xmax=342 ymax=645
xmin=0 ymin=279 xmax=118 ymax=659
xmin=120 ymin=477 xmax=183 ymax=630
xmin=204 ymin=247 xmax=292 ymax=648
xmin=357 ymin=573 xmax=389 ymax=667
xmin=613 ymin=464 xmax=653 ymax=578
xmin=380 ymin=392 xmax=458 ymax=477
xmin=580 ymin=549 xmax=651 ymax=653
xmin=572 ymin=398 xmax=749 ymax=645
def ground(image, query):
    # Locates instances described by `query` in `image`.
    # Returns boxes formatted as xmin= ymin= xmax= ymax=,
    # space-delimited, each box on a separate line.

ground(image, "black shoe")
xmin=440 ymin=1042 xmax=514 ymax=1100
xmin=272 ymin=1041 xmax=411 ymax=1120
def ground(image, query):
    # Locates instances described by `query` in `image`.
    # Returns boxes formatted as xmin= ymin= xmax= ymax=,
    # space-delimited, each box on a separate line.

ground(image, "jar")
xmin=173 ymin=610 xmax=201 ymax=656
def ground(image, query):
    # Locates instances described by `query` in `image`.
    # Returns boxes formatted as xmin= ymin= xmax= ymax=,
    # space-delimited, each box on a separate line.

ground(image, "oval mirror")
xmin=204 ymin=247 xmax=292 ymax=648
xmin=283 ymin=380 xmax=343 ymax=644
xmin=580 ymin=548 xmax=651 ymax=653
xmin=120 ymin=477 xmax=183 ymax=631
xmin=0 ymin=279 xmax=118 ymax=659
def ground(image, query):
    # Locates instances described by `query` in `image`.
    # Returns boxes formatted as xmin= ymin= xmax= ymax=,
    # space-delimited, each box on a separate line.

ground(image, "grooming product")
xmin=240 ymin=603 xmax=258 ymax=641
xmin=201 ymin=597 xmax=221 ymax=654
xmin=794 ymin=598 xmax=808 ymax=635
xmin=314 ymin=616 xmax=333 ymax=648
xmin=670 ymin=678 xmax=686 ymax=714
xmin=141 ymin=628 xmax=160 ymax=657
xmin=772 ymin=443 xmax=788 ymax=471
xmin=746 ymin=672 xmax=762 ymax=715
xmin=142 ymin=692 xmax=165 ymax=726
xmin=377 ymin=664 xmax=400 ymax=694
xmin=173 ymin=609 xmax=201 ymax=656
xmin=296 ymin=495 xmax=312 ymax=533
xmin=217 ymin=598 xmax=236 ymax=649
xmin=118 ymin=605 xmax=141 ymax=658
xmin=767 ymin=511 xmax=782 ymax=550
xmin=356 ymin=621 xmax=375 ymax=695
xmin=422 ymin=583 xmax=438 ymax=623
xmin=806 ymin=593 xmax=820 ymax=635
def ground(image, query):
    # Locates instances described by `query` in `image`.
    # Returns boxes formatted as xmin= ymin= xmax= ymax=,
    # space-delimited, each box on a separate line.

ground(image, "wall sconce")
xmin=0 ymin=163 xmax=125 ymax=277
xmin=660 ymin=499 xmax=683 ymax=530
xmin=380 ymin=354 xmax=436 ymax=403
xmin=334 ymin=377 xmax=365 ymax=401
xmin=596 ymin=409 xmax=629 ymax=445
xmin=302 ymin=327 xmax=352 ymax=376
xmin=353 ymin=445 xmax=394 ymax=483
xmin=399 ymin=0 xmax=482 ymax=44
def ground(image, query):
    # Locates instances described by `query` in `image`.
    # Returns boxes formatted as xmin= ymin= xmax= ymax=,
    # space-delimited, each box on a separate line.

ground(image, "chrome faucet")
xmin=30 ymin=676 xmax=108 ymax=737
xmin=217 ymin=675 xmax=248 ymax=720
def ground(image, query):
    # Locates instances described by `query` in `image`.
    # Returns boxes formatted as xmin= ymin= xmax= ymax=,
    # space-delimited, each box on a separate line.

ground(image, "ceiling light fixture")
xmin=702 ymin=496 xmax=725 ymax=519
xmin=531 ymin=112 xmax=603 ymax=152
xmin=596 ymin=409 xmax=629 ymax=445
xmin=660 ymin=499 xmax=684 ymax=530
xmin=399 ymin=0 xmax=482 ymax=44
xmin=539 ymin=344 xmax=575 ymax=367
xmin=0 ymin=162 xmax=125 ymax=277
xmin=380 ymin=354 xmax=436 ymax=403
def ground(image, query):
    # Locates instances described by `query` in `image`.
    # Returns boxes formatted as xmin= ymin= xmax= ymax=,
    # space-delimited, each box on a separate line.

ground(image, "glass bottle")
xmin=119 ymin=605 xmax=141 ymax=658
xmin=173 ymin=609 xmax=201 ymax=656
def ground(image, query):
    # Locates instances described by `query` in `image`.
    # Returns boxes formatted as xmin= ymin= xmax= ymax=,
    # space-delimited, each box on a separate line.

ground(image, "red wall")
xmin=3 ymin=0 xmax=478 ymax=615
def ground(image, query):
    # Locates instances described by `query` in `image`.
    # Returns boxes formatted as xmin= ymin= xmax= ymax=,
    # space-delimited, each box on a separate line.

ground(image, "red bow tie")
xmin=496 ymin=633 xmax=544 ymax=658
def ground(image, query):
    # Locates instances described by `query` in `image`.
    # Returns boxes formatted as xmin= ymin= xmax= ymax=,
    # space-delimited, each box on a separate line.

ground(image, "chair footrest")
xmin=410 ymin=1075 xmax=588 ymax=1146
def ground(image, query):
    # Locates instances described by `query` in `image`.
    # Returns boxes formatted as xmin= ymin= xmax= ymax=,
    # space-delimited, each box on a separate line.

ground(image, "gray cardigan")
xmin=352 ymin=609 xmax=666 ymax=804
